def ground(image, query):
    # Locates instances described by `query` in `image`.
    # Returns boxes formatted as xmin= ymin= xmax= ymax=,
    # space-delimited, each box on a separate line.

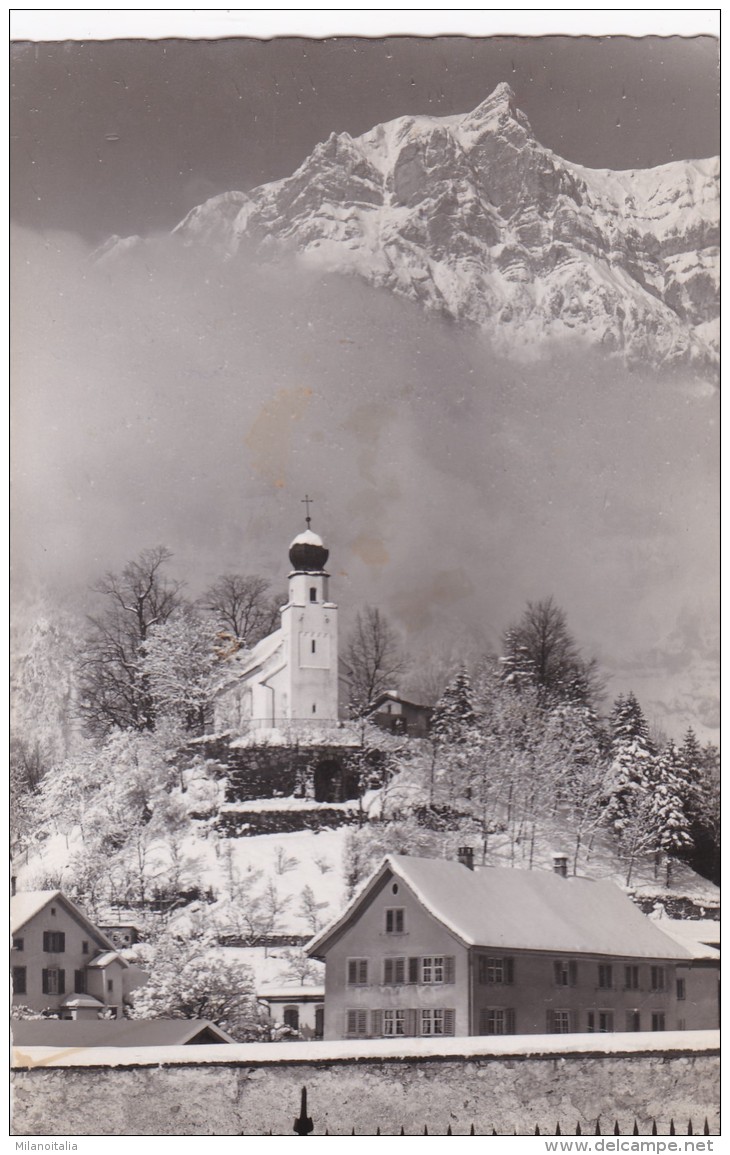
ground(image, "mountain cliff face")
xmin=116 ymin=84 xmax=720 ymax=371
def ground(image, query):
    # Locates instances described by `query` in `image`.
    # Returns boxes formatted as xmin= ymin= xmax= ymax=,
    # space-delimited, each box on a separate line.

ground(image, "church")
xmin=208 ymin=510 xmax=371 ymax=808
xmin=213 ymin=517 xmax=344 ymax=740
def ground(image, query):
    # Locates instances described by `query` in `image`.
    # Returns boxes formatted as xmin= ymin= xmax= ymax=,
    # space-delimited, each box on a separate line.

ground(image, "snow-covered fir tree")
xmin=648 ymin=742 xmax=693 ymax=885
xmin=430 ymin=666 xmax=477 ymax=744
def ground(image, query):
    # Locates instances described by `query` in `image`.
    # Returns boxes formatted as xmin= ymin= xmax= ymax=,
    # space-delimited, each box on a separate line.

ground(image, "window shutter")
xmin=405 ymin=1008 xmax=418 ymax=1036
xmin=546 ymin=1009 xmax=554 ymax=1032
xmin=506 ymin=1008 xmax=516 ymax=1035
xmin=346 ymin=1010 xmax=357 ymax=1035
xmin=505 ymin=957 xmax=514 ymax=985
xmin=395 ymin=958 xmax=405 ymax=984
xmin=348 ymin=960 xmax=357 ymax=984
xmin=74 ymin=970 xmax=86 ymax=995
xmin=444 ymin=956 xmax=455 ymax=984
xmin=408 ymin=957 xmax=419 ymax=984
xmin=587 ymin=1011 xmax=595 ymax=1033
xmin=58 ymin=969 xmax=65 ymax=994
xmin=553 ymin=961 xmax=562 ymax=985
xmin=569 ymin=960 xmax=578 ymax=987
xmin=384 ymin=959 xmax=393 ymax=984
xmin=42 ymin=968 xmax=49 ymax=995
xmin=43 ymin=932 xmax=50 ymax=952
xmin=443 ymin=1009 xmax=455 ymax=1036
xmin=358 ymin=1010 xmax=368 ymax=1035
xmin=569 ymin=1010 xmax=577 ymax=1032
xmin=58 ymin=933 xmax=65 ymax=952
xmin=370 ymin=1010 xmax=383 ymax=1037
xmin=360 ymin=960 xmax=368 ymax=984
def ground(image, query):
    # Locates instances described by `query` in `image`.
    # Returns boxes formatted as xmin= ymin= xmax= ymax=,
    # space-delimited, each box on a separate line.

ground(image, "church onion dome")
xmin=289 ymin=528 xmax=329 ymax=572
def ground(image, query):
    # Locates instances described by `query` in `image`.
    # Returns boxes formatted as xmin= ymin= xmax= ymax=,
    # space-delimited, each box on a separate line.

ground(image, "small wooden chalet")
xmin=306 ymin=853 xmax=718 ymax=1041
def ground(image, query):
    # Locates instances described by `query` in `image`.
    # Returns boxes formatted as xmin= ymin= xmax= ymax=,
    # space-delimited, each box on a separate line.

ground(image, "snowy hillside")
xmin=133 ymin=82 xmax=721 ymax=372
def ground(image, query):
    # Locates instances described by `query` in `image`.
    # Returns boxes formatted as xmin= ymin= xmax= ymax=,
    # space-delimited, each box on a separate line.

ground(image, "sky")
xmin=10 ymin=27 xmax=720 ymax=741
xmin=10 ymin=34 xmax=719 ymax=243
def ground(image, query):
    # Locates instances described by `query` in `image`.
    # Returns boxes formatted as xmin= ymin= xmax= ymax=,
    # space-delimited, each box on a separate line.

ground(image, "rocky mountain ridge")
xmin=104 ymin=83 xmax=719 ymax=372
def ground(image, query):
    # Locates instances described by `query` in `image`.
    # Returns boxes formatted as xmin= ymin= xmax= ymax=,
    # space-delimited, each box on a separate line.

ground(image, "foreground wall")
xmin=12 ymin=1033 xmax=719 ymax=1136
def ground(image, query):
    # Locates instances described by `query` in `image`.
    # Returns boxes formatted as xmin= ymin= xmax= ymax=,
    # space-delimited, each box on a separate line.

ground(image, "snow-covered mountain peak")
xmin=101 ymin=85 xmax=718 ymax=374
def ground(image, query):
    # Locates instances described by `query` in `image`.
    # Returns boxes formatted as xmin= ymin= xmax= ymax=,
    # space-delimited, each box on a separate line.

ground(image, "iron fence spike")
xmin=704 ymin=1119 xmax=710 ymax=1136
xmin=687 ymin=1120 xmax=693 ymax=1136
xmin=575 ymin=1123 xmax=582 ymax=1136
xmin=633 ymin=1121 xmax=639 ymax=1135
xmin=651 ymin=1121 xmax=658 ymax=1136
xmin=670 ymin=1120 xmax=676 ymax=1136
xmin=614 ymin=1121 xmax=620 ymax=1135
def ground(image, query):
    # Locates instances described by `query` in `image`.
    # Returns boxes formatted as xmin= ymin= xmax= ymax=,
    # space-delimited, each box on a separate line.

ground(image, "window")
xmin=309 ymin=587 xmax=317 ymax=602
xmin=311 ymin=639 xmax=316 ymax=653
xmin=420 ymin=1009 xmax=455 ymax=1036
xmin=82 ymin=941 xmax=89 ymax=955
xmin=12 ymin=938 xmax=24 ymax=951
xmin=346 ymin=1009 xmax=369 ymax=1037
xmin=50 ymin=907 xmax=56 ymax=916
xmin=283 ymin=1007 xmax=299 ymax=1031
xmin=651 ymin=1012 xmax=666 ymax=1032
xmin=311 ymin=703 xmax=316 ymax=714
xmin=107 ymin=979 xmax=114 ymax=994
xmin=12 ymin=966 xmax=26 ymax=995
xmin=587 ymin=1010 xmax=614 ymax=1033
xmin=553 ymin=960 xmax=577 ymax=987
xmin=74 ymin=970 xmax=86 ymax=995
xmin=650 ymin=966 xmax=666 ymax=992
xmin=42 ymin=968 xmax=65 ymax=995
xmin=43 ymin=931 xmax=65 ymax=953
xmin=383 ymin=957 xmax=406 ymax=985
xmin=383 ymin=1009 xmax=405 ymax=1036
xmin=479 ymin=1008 xmax=516 ymax=1035
xmin=624 ymin=965 xmax=640 ymax=991
xmin=347 ymin=959 xmax=368 ymax=985
xmin=548 ymin=1009 xmax=573 ymax=1034
xmin=385 ymin=908 xmax=405 ymax=933
xmin=676 ymin=977 xmax=686 ymax=1001
xmin=478 ymin=956 xmax=514 ymax=985
xmin=598 ymin=964 xmax=613 ymax=990
xmin=626 ymin=1010 xmax=641 ymax=1032
xmin=422 ymin=957 xmax=443 ymax=984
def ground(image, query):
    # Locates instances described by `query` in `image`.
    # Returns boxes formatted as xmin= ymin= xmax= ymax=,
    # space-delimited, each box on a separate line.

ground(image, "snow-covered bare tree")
xmin=201 ymin=573 xmax=281 ymax=648
xmin=129 ymin=929 xmax=265 ymax=1040
xmin=500 ymin=597 xmax=602 ymax=707
xmin=79 ymin=546 xmax=185 ymax=737
xmin=344 ymin=605 xmax=409 ymax=715
xmin=140 ymin=605 xmax=218 ymax=732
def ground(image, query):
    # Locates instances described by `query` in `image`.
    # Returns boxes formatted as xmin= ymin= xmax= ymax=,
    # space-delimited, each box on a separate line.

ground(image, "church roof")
xmin=307 ymin=855 xmax=694 ymax=962
xmin=220 ymin=627 xmax=283 ymax=684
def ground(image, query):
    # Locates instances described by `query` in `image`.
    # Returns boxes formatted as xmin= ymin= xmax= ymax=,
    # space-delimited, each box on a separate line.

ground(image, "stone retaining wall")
xmin=12 ymin=1042 xmax=719 ymax=1136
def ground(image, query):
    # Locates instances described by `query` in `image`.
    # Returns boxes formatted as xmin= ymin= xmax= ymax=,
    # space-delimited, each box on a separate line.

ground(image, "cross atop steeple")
xmin=301 ymin=493 xmax=314 ymax=528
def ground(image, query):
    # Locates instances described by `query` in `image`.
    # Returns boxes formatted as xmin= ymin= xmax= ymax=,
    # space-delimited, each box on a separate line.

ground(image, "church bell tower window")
xmin=310 ymin=587 xmax=317 ymax=602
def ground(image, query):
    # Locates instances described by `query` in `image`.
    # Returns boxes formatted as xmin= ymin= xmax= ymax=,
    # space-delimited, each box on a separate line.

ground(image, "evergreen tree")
xmin=430 ymin=666 xmax=477 ymax=744
xmin=606 ymin=692 xmax=655 ymax=836
xmin=649 ymin=743 xmax=693 ymax=885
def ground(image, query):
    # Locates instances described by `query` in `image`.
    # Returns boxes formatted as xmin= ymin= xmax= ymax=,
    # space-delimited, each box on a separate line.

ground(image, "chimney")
xmin=457 ymin=846 xmax=474 ymax=871
xmin=552 ymin=853 xmax=568 ymax=878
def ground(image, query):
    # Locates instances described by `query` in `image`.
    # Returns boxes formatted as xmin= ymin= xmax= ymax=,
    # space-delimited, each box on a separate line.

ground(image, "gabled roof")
xmin=86 ymin=950 xmax=129 ymax=970
xmin=223 ymin=627 xmax=283 ymax=683
xmin=651 ymin=919 xmax=720 ymax=960
xmin=367 ymin=691 xmax=432 ymax=712
xmin=307 ymin=855 xmax=694 ymax=962
xmin=11 ymin=1019 xmax=236 ymax=1047
xmin=11 ymin=891 xmax=118 ymax=953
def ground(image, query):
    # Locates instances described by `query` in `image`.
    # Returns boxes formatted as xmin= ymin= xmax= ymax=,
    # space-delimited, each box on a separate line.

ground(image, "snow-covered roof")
xmin=289 ymin=529 xmax=325 ymax=549
xmin=60 ymin=994 xmax=105 ymax=1009
xmin=11 ymin=1019 xmax=236 ymax=1048
xmin=649 ymin=920 xmax=720 ymax=960
xmin=11 ymin=890 xmax=118 ymax=953
xmin=227 ymin=627 xmax=283 ymax=681
xmin=307 ymin=855 xmax=694 ymax=961
xmin=258 ymin=985 xmax=325 ymax=1001
xmin=86 ymin=950 xmax=128 ymax=970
